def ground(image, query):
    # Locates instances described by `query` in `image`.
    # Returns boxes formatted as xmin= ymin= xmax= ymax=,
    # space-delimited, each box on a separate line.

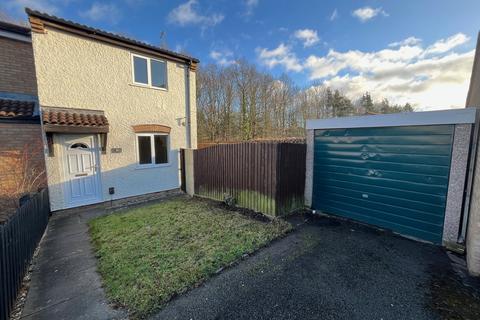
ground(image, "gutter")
xmin=0 ymin=29 xmax=31 ymax=43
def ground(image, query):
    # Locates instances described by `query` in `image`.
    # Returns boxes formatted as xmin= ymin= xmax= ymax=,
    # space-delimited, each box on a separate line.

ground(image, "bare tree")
xmin=196 ymin=61 xmax=414 ymax=143
xmin=0 ymin=144 xmax=46 ymax=209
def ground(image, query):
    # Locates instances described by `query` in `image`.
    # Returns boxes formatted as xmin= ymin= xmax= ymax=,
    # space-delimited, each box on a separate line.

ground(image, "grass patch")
xmin=89 ymin=197 xmax=291 ymax=318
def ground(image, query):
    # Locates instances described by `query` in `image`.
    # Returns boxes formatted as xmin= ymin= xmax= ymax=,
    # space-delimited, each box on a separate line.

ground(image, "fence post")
xmin=184 ymin=149 xmax=195 ymax=196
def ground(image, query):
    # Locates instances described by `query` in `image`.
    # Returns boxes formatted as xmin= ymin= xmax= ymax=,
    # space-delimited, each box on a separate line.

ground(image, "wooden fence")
xmin=193 ymin=142 xmax=306 ymax=216
xmin=0 ymin=189 xmax=50 ymax=320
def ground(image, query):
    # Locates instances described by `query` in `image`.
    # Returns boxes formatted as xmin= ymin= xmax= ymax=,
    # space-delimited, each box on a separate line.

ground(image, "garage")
xmin=305 ymin=109 xmax=477 ymax=245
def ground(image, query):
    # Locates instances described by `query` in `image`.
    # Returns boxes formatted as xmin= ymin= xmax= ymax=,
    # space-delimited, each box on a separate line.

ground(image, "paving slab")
xmin=21 ymin=208 xmax=126 ymax=320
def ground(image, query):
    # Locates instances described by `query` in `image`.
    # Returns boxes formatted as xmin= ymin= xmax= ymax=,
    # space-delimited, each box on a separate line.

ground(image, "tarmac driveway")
xmin=21 ymin=207 xmax=479 ymax=320
xmin=153 ymin=214 xmax=480 ymax=320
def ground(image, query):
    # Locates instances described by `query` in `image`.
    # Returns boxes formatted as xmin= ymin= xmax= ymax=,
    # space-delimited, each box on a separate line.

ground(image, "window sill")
xmin=129 ymin=83 xmax=168 ymax=91
xmin=135 ymin=163 xmax=171 ymax=170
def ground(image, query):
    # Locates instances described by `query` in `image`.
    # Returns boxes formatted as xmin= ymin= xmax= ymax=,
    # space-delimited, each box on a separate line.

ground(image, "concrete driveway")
xmin=153 ymin=214 xmax=480 ymax=320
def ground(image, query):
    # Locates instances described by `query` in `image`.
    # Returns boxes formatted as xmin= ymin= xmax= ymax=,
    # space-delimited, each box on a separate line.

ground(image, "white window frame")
xmin=135 ymin=133 xmax=170 ymax=168
xmin=131 ymin=53 xmax=168 ymax=90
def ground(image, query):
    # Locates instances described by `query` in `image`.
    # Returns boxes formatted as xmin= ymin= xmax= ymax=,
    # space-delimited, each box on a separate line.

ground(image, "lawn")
xmin=88 ymin=197 xmax=292 ymax=318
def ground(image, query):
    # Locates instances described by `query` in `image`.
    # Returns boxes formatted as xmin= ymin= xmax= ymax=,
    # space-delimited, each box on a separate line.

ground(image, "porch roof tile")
xmin=42 ymin=107 xmax=109 ymax=133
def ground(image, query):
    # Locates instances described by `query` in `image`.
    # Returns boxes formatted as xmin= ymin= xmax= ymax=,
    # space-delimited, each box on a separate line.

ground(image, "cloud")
xmin=244 ymin=0 xmax=259 ymax=16
xmin=389 ymin=36 xmax=422 ymax=48
xmin=423 ymin=33 xmax=469 ymax=56
xmin=294 ymin=29 xmax=320 ymax=47
xmin=80 ymin=2 xmax=121 ymax=24
xmin=304 ymin=45 xmax=424 ymax=80
xmin=307 ymin=39 xmax=473 ymax=109
xmin=168 ymin=0 xmax=224 ymax=28
xmin=352 ymin=6 xmax=388 ymax=22
xmin=330 ymin=9 xmax=338 ymax=21
xmin=2 ymin=0 xmax=61 ymax=15
xmin=320 ymin=51 xmax=474 ymax=109
xmin=261 ymin=33 xmax=473 ymax=109
xmin=256 ymin=43 xmax=303 ymax=72
xmin=210 ymin=49 xmax=236 ymax=66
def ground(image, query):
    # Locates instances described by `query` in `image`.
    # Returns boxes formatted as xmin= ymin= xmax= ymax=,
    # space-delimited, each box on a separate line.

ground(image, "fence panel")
xmin=193 ymin=142 xmax=306 ymax=216
xmin=0 ymin=189 xmax=50 ymax=320
xmin=276 ymin=143 xmax=307 ymax=215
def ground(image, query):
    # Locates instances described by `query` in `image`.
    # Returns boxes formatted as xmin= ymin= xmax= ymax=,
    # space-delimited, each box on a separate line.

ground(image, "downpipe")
xmin=185 ymin=61 xmax=192 ymax=149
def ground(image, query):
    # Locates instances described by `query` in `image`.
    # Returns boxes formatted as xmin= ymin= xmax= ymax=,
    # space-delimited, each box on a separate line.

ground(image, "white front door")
xmin=61 ymin=134 xmax=102 ymax=207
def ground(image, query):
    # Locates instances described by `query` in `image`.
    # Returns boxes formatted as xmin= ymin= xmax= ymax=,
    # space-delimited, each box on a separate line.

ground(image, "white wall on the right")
xmin=466 ymin=33 xmax=480 ymax=276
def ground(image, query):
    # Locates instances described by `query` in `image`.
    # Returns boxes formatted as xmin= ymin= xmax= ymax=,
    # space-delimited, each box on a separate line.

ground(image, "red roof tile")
xmin=0 ymin=99 xmax=35 ymax=118
xmin=42 ymin=108 xmax=108 ymax=128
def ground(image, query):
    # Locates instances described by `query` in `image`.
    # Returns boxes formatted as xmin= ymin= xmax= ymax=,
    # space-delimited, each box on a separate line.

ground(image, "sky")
xmin=1 ymin=0 xmax=480 ymax=110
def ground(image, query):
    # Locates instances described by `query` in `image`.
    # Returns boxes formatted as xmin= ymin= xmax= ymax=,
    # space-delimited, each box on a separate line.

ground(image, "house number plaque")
xmin=111 ymin=148 xmax=122 ymax=153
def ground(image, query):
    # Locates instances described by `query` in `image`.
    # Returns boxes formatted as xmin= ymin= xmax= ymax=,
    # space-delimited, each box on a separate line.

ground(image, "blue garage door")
xmin=312 ymin=125 xmax=454 ymax=244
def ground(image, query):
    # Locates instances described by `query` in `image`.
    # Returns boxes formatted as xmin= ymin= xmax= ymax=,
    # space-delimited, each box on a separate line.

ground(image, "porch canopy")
xmin=42 ymin=106 xmax=109 ymax=133
xmin=41 ymin=106 xmax=109 ymax=155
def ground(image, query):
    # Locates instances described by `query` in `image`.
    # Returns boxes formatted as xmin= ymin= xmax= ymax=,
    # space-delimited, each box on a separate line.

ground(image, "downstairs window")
xmin=136 ymin=133 xmax=169 ymax=166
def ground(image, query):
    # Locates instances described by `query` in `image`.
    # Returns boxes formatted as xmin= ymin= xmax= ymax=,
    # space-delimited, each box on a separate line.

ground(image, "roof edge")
xmin=0 ymin=20 xmax=30 ymax=36
xmin=306 ymin=108 xmax=478 ymax=130
xmin=25 ymin=8 xmax=199 ymax=64
xmin=0 ymin=116 xmax=40 ymax=124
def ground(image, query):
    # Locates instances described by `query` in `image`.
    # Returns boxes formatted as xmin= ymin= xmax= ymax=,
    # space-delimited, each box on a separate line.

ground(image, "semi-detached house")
xmin=26 ymin=8 xmax=199 ymax=211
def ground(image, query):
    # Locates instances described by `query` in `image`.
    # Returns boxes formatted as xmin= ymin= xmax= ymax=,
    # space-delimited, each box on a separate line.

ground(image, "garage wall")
xmin=443 ymin=124 xmax=472 ymax=247
xmin=304 ymin=130 xmax=314 ymax=207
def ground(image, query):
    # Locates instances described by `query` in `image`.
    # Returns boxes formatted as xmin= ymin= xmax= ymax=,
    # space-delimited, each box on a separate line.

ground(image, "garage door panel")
xmin=313 ymin=192 xmax=445 ymax=225
xmin=315 ymin=184 xmax=445 ymax=216
xmin=314 ymin=151 xmax=451 ymax=166
xmin=313 ymin=170 xmax=448 ymax=195
xmin=315 ymin=177 xmax=447 ymax=205
xmin=314 ymin=125 xmax=454 ymax=137
xmin=315 ymin=157 xmax=450 ymax=176
xmin=314 ymin=164 xmax=449 ymax=186
xmin=314 ymin=135 xmax=453 ymax=145
xmin=312 ymin=125 xmax=453 ymax=244
xmin=317 ymin=198 xmax=444 ymax=234
xmin=316 ymin=203 xmax=442 ymax=243
xmin=314 ymin=143 xmax=453 ymax=156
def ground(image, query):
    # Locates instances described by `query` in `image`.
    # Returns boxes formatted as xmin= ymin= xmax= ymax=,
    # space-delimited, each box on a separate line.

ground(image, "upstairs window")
xmin=133 ymin=56 xmax=148 ymax=85
xmin=132 ymin=54 xmax=168 ymax=89
xmin=136 ymin=133 xmax=169 ymax=166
